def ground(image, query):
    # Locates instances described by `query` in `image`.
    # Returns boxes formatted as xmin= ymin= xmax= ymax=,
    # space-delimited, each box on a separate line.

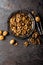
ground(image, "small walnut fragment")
xmin=10 ymin=39 xmax=15 ymax=45
xmin=3 ymin=31 xmax=8 ymax=36
xmin=32 ymin=32 xmax=39 ymax=39
xmin=35 ymin=16 xmax=40 ymax=22
xmin=14 ymin=42 xmax=18 ymax=46
xmin=0 ymin=35 xmax=4 ymax=40
xmin=24 ymin=41 xmax=29 ymax=47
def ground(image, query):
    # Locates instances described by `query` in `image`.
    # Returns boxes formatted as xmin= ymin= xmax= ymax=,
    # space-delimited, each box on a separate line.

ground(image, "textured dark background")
xmin=0 ymin=0 xmax=43 ymax=65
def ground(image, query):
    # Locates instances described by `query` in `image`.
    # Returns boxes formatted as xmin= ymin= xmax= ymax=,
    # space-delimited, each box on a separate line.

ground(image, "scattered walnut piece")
xmin=10 ymin=39 xmax=15 ymax=45
xmin=14 ymin=42 xmax=18 ymax=46
xmin=35 ymin=16 xmax=40 ymax=22
xmin=0 ymin=35 xmax=4 ymax=40
xmin=29 ymin=38 xmax=35 ymax=44
xmin=32 ymin=32 xmax=39 ymax=38
xmin=28 ymin=38 xmax=36 ymax=45
xmin=24 ymin=41 xmax=29 ymax=47
xmin=3 ymin=31 xmax=8 ymax=36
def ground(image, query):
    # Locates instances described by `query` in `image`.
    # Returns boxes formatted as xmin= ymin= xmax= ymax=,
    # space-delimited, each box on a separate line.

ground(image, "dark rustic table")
xmin=0 ymin=0 xmax=43 ymax=65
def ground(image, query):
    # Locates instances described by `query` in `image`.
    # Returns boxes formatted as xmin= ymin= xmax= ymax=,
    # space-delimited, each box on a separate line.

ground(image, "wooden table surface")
xmin=0 ymin=0 xmax=43 ymax=65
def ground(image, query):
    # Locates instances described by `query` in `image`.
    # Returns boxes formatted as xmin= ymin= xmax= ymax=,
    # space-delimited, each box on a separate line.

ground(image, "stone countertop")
xmin=0 ymin=0 xmax=43 ymax=65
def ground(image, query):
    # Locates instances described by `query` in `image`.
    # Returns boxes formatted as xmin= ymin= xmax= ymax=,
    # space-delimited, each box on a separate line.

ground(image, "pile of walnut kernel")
xmin=10 ymin=12 xmax=32 ymax=37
